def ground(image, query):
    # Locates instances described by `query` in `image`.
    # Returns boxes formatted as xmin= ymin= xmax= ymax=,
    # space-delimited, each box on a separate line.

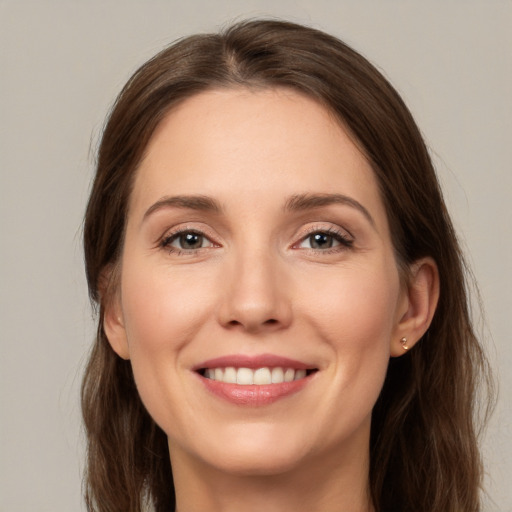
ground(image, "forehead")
xmin=130 ymin=87 xmax=387 ymax=231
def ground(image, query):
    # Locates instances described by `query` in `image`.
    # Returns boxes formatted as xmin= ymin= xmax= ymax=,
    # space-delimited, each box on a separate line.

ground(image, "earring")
xmin=400 ymin=337 xmax=409 ymax=350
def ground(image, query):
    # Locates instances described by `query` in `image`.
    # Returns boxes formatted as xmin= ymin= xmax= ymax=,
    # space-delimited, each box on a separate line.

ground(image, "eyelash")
xmin=159 ymin=226 xmax=354 ymax=256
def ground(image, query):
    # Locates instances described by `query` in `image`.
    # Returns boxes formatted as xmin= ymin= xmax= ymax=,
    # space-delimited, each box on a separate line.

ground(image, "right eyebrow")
xmin=143 ymin=195 xmax=222 ymax=221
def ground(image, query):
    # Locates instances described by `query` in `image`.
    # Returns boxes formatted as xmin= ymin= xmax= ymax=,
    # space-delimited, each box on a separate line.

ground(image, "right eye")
xmin=161 ymin=230 xmax=216 ymax=253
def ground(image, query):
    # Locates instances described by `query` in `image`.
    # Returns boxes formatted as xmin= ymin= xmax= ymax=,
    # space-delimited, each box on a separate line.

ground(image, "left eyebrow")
xmin=284 ymin=193 xmax=376 ymax=229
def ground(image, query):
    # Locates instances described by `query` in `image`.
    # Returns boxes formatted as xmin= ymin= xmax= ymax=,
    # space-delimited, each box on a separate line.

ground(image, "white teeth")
xmin=203 ymin=366 xmax=310 ymax=385
xmin=294 ymin=369 xmax=306 ymax=380
xmin=271 ymin=367 xmax=284 ymax=383
xmin=284 ymin=368 xmax=295 ymax=382
xmin=236 ymin=368 xmax=254 ymax=385
xmin=224 ymin=366 xmax=237 ymax=383
xmin=254 ymin=367 xmax=272 ymax=385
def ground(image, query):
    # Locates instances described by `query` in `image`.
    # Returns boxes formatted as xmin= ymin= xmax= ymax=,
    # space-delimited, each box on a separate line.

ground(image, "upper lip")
xmin=193 ymin=353 xmax=315 ymax=371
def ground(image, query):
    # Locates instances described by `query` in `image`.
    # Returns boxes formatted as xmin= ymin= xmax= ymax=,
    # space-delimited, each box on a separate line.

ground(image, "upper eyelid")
xmin=160 ymin=223 xmax=218 ymax=240
xmin=163 ymin=227 xmax=210 ymax=238
xmin=293 ymin=222 xmax=354 ymax=241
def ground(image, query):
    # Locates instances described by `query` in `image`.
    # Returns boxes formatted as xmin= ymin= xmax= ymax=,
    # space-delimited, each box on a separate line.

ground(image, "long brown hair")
xmin=82 ymin=19 xmax=493 ymax=512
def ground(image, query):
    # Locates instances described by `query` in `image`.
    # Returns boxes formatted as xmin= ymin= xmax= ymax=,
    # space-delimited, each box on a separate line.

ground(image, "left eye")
xmin=163 ymin=231 xmax=214 ymax=250
xmin=298 ymin=231 xmax=350 ymax=250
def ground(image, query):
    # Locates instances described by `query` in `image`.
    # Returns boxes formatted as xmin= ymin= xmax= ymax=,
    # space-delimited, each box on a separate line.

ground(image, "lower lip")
xmin=198 ymin=374 xmax=313 ymax=406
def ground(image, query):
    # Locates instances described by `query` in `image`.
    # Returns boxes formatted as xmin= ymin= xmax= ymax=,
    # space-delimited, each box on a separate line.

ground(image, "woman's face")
xmin=107 ymin=88 xmax=410 ymax=476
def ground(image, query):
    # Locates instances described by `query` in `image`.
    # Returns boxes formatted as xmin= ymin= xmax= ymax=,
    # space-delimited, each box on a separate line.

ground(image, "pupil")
xmin=311 ymin=233 xmax=333 ymax=249
xmin=180 ymin=232 xmax=202 ymax=249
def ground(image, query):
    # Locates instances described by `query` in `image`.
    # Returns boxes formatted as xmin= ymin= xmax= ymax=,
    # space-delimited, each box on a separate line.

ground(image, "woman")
xmin=82 ymin=19 xmax=492 ymax=512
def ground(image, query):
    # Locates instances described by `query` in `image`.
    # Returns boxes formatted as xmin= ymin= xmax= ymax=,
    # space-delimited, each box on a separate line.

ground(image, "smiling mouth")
xmin=198 ymin=367 xmax=317 ymax=385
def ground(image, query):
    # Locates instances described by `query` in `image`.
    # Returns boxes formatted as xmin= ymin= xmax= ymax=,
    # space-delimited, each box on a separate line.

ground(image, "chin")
xmin=186 ymin=424 xmax=314 ymax=477
xmin=207 ymin=447 xmax=307 ymax=477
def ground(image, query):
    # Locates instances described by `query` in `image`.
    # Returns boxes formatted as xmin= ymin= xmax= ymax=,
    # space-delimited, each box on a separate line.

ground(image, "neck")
xmin=169 ymin=434 xmax=374 ymax=512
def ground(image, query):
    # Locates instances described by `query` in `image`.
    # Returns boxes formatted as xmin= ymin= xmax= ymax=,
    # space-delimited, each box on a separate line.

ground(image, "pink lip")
xmin=193 ymin=353 xmax=313 ymax=371
xmin=192 ymin=353 xmax=317 ymax=407
xmin=199 ymin=378 xmax=312 ymax=406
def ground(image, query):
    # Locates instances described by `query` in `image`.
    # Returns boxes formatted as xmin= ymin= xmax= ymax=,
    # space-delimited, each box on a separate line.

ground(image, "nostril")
xmin=226 ymin=318 xmax=279 ymax=329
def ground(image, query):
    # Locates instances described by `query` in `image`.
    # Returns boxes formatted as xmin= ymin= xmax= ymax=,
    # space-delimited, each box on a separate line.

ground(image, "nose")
xmin=217 ymin=249 xmax=293 ymax=334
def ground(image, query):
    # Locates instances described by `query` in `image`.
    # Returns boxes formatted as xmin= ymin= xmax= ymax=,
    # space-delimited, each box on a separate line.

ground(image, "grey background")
xmin=1 ymin=1 xmax=510 ymax=510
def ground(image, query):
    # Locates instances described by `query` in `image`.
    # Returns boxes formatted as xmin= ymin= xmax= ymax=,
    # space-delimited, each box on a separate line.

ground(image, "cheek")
xmin=118 ymin=260 xmax=218 ymax=428
xmin=121 ymin=261 xmax=216 ymax=353
xmin=301 ymin=263 xmax=400 ymax=423
xmin=303 ymin=260 xmax=400 ymax=344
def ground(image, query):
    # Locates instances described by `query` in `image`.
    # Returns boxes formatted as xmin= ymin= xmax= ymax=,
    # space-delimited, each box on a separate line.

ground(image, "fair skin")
xmin=104 ymin=88 xmax=439 ymax=512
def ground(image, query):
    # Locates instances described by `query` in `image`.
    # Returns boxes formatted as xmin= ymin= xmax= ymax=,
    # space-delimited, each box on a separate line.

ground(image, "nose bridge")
xmin=218 ymin=240 xmax=291 ymax=332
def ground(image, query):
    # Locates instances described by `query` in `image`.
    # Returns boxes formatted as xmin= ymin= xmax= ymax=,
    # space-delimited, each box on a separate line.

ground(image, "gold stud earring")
xmin=400 ymin=337 xmax=409 ymax=350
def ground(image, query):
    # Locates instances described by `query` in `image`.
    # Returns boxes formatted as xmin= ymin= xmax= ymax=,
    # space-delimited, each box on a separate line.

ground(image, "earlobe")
xmin=100 ymin=266 xmax=130 ymax=360
xmin=390 ymin=257 xmax=440 ymax=357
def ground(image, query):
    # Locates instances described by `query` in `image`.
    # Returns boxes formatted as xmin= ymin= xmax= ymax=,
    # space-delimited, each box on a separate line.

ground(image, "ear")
xmin=100 ymin=266 xmax=130 ymax=360
xmin=390 ymin=257 xmax=440 ymax=357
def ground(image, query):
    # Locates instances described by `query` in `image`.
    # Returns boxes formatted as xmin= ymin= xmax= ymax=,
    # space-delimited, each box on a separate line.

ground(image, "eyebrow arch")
xmin=143 ymin=195 xmax=222 ymax=220
xmin=284 ymin=193 xmax=375 ymax=228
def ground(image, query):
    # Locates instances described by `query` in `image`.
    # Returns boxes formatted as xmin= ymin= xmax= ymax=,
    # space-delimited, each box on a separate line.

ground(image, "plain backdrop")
xmin=1 ymin=1 xmax=510 ymax=510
